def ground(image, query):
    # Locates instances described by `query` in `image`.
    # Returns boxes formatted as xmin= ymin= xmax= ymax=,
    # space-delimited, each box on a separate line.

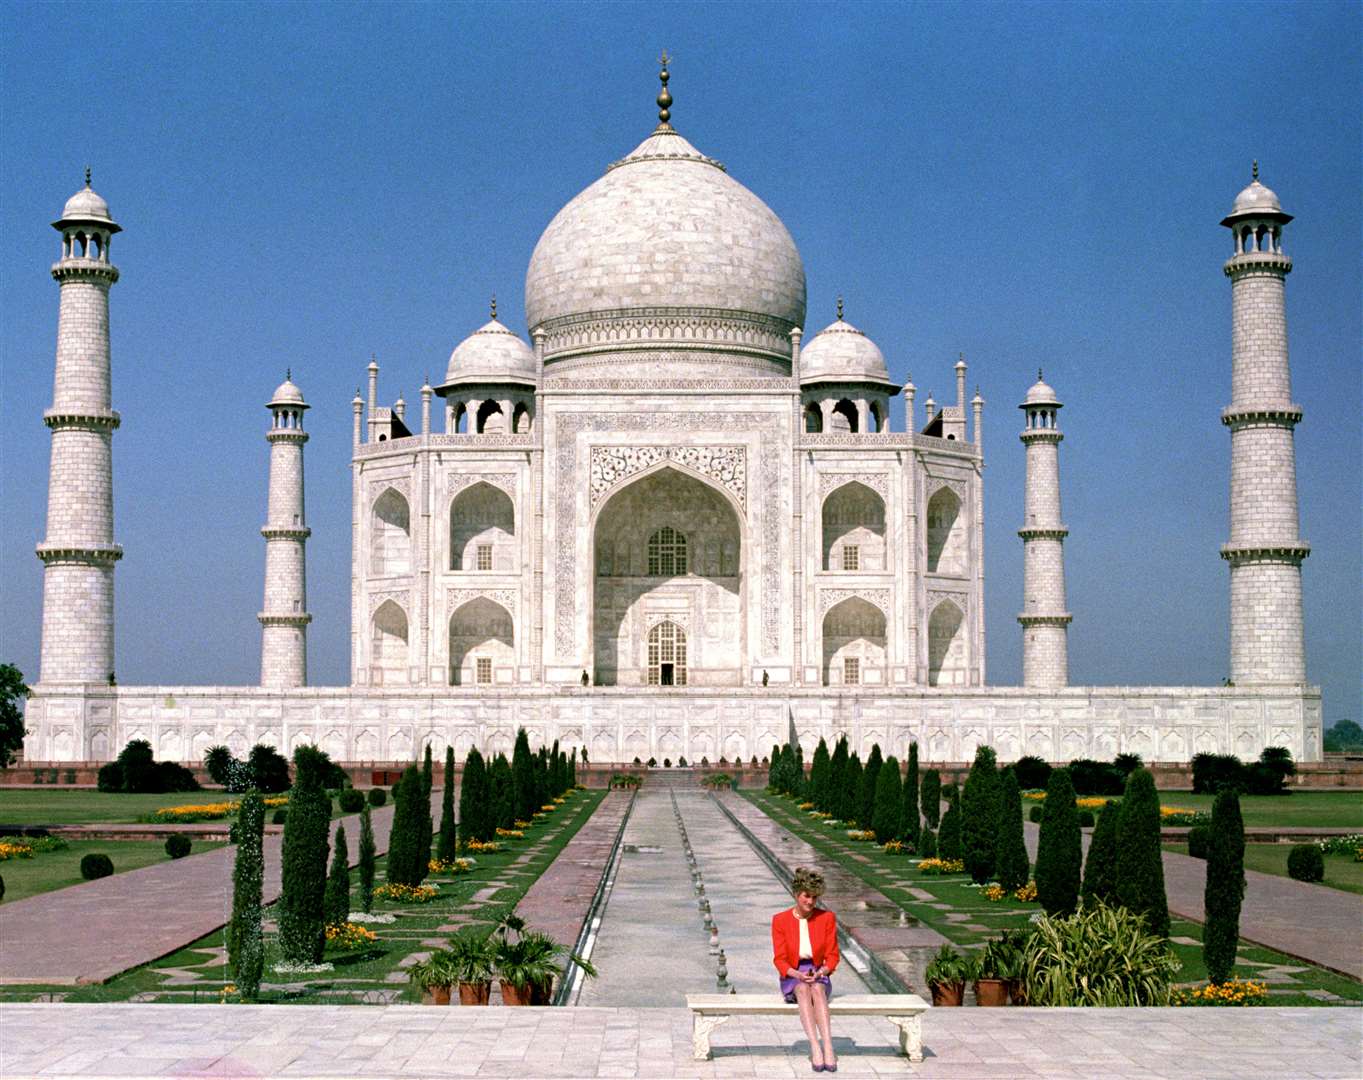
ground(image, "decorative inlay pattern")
xmin=544 ymin=377 xmax=788 ymax=391
xmin=926 ymin=588 xmax=967 ymax=613
xmin=447 ymin=587 xmax=517 ymax=615
xmin=926 ymin=477 xmax=967 ymax=501
xmin=367 ymin=590 xmax=410 ymax=618
xmin=818 ymin=472 xmax=889 ymax=500
xmin=539 ymin=307 xmax=795 ymax=362
xmin=589 ymin=445 xmax=746 ymax=509
xmin=818 ymin=588 xmax=890 ymax=616
xmin=370 ymin=477 xmax=412 ymax=505
xmin=447 ymin=472 xmax=518 ymax=499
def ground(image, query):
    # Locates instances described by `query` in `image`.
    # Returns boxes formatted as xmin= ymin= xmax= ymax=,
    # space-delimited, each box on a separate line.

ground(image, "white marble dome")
xmin=1222 ymin=171 xmax=1292 ymax=226
xmin=56 ymin=181 xmax=119 ymax=229
xmin=1023 ymin=374 xmax=1059 ymax=406
xmin=524 ymin=126 xmax=806 ymax=343
xmin=443 ymin=317 xmax=537 ymax=386
xmin=269 ymin=376 xmax=307 ymax=407
xmin=800 ymin=316 xmax=892 ymax=385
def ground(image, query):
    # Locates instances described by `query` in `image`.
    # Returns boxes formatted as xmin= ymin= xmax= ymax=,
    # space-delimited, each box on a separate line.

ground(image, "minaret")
xmin=1018 ymin=372 xmax=1071 ymax=688
xmin=1219 ymin=164 xmax=1309 ymax=684
xmin=36 ymin=172 xmax=123 ymax=685
xmin=259 ymin=373 xmax=311 ymax=687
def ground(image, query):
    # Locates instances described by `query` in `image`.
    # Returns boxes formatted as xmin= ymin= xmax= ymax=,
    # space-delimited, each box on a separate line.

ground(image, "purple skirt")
xmin=780 ymin=958 xmax=832 ymax=1003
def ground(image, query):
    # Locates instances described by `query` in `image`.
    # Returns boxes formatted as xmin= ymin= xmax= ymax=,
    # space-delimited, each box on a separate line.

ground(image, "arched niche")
xmin=451 ymin=482 xmax=515 ymax=571
xmin=927 ymin=600 xmax=966 ymax=687
xmin=371 ymin=488 xmax=411 ymax=577
xmin=804 ymin=404 xmax=823 ymax=433
xmin=449 ymin=596 xmax=514 ymax=685
xmin=926 ymin=486 xmax=965 ymax=575
xmin=592 ymin=465 xmax=742 ymax=687
xmin=822 ymin=596 xmax=886 ymax=686
xmin=512 ymin=402 xmax=532 ymax=433
xmin=822 ymin=481 xmax=886 ymax=571
xmin=371 ymin=599 xmax=409 ymax=686
xmin=476 ymin=400 xmax=505 ymax=434
xmin=831 ymin=399 xmax=859 ymax=433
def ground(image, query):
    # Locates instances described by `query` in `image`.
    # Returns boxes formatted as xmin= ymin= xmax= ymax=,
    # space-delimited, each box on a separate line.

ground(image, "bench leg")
xmin=890 ymin=1015 xmax=923 ymax=1063
xmin=692 ymin=1014 xmax=731 ymax=1061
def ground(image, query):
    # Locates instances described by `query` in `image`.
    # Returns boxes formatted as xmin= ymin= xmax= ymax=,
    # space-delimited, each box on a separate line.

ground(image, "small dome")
xmin=1022 ymin=373 xmax=1060 ymax=408
xmin=53 ymin=175 xmax=120 ymax=232
xmin=443 ymin=318 xmax=537 ymax=386
xmin=1221 ymin=169 xmax=1291 ymax=227
xmin=269 ymin=376 xmax=307 ymax=408
xmin=799 ymin=317 xmax=893 ymax=386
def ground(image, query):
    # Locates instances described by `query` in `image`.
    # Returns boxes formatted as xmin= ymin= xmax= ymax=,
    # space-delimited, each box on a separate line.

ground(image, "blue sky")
xmin=2 ymin=1 xmax=1358 ymax=720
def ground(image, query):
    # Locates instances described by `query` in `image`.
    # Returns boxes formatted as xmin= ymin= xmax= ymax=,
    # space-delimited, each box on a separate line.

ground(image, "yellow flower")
xmin=495 ymin=827 xmax=525 ymax=838
xmin=1014 ymin=881 xmax=1038 ymax=902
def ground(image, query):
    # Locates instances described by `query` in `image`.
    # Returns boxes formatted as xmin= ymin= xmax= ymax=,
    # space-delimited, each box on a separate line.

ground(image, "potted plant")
xmin=492 ymin=913 xmax=597 ymax=1005
xmin=924 ymin=944 xmax=968 ymax=1006
xmin=447 ymin=932 xmax=497 ymax=1005
xmin=409 ymin=948 xmax=457 ymax=1005
xmin=990 ymin=929 xmax=1030 ymax=1004
xmin=974 ymin=939 xmax=1011 ymax=1006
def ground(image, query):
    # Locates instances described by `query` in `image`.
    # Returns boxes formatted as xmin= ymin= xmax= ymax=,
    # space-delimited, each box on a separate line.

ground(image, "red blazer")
xmin=771 ymin=907 xmax=840 ymax=976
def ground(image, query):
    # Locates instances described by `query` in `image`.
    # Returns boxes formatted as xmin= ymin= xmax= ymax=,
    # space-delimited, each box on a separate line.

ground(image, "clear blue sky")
xmin=2 ymin=1 xmax=1358 ymax=721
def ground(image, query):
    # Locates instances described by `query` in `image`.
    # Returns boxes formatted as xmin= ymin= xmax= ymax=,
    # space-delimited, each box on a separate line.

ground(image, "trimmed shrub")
xmin=809 ymin=737 xmax=830 ymax=813
xmin=386 ymin=764 xmax=428 ymax=887
xmin=419 ymin=745 xmax=435 ymax=872
xmin=872 ymin=755 xmax=903 ymax=844
xmin=437 ymin=746 xmax=458 ymax=864
xmin=1081 ymin=798 xmax=1120 ymax=907
xmin=1115 ymin=768 xmax=1170 ymax=939
xmin=164 ymin=834 xmax=192 ymax=859
xmin=938 ymin=790 xmax=962 ymax=860
xmin=827 ymin=736 xmax=849 ymax=816
xmin=247 ymin=743 xmax=291 ymax=794
xmin=512 ymin=729 xmax=537 ymax=823
xmin=204 ymin=745 xmax=234 ymax=786
xmin=459 ymin=748 xmax=491 ymax=842
xmin=1246 ymin=747 xmax=1295 ymax=796
xmin=278 ymin=746 xmax=333 ymax=963
xmin=357 ymin=804 xmax=377 ymax=913
xmin=1286 ymin=844 xmax=1324 ymax=883
xmin=995 ymin=769 xmax=1030 ymax=891
xmin=0 ymin=874 xmax=5 ymax=901
xmin=491 ymin=754 xmax=514 ymax=830
xmin=96 ymin=761 xmax=125 ymax=792
xmin=272 ymin=808 xmax=288 ymax=825
xmin=80 ymin=853 xmax=114 ymax=880
xmin=1186 ymin=824 xmax=1211 ymax=859
xmin=1013 ymin=755 xmax=1052 ymax=791
xmin=366 ymin=787 xmax=387 ymax=807
xmin=323 ymin=824 xmax=351 ymax=928
xmin=962 ymin=746 xmax=1001 ymax=885
xmin=859 ymin=744 xmax=884 ymax=830
xmin=920 ymin=769 xmax=942 ymax=830
xmin=1067 ymin=758 xmax=1123 ymax=797
xmin=338 ymin=789 xmax=365 ymax=814
xmin=1029 ymin=805 xmax=1043 ymax=824
xmin=918 ymin=828 xmax=937 ymax=858
xmin=228 ymin=790 xmax=265 ymax=999
xmin=1035 ymin=768 xmax=1081 ymax=916
xmin=1203 ymin=788 xmax=1245 ymax=984
xmin=902 ymin=742 xmax=921 ymax=845
xmin=842 ymin=755 xmax=863 ymax=826
xmin=97 ymin=739 xmax=199 ymax=794
xmin=1077 ymin=810 xmax=1095 ymax=828
xmin=1191 ymin=753 xmax=1244 ymax=795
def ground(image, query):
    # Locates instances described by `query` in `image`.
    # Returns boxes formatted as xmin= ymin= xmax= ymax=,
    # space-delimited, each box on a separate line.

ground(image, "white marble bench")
xmin=685 ymin=993 xmax=930 ymax=1062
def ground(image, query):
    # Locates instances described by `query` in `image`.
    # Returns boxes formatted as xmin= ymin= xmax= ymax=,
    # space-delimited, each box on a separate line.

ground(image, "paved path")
xmin=1 ymin=1002 xmax=1357 ymax=1078
xmin=1023 ymin=821 xmax=1363 ymax=980
xmin=0 ymin=792 xmax=441 ymax=986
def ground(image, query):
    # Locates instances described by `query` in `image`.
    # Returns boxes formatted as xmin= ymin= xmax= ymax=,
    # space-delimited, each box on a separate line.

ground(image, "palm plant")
xmin=1020 ymin=902 xmax=1180 ymax=1006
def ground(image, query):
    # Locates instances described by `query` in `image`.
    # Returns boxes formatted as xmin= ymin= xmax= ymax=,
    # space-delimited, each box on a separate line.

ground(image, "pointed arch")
xmin=926 ymin=485 xmax=965 ymax=575
xmin=822 ymin=595 xmax=886 ymax=686
xmin=927 ymin=599 xmax=966 ymax=687
xmin=451 ymin=482 xmax=515 ymax=571
xmin=804 ymin=403 xmax=823 ymax=433
xmin=476 ymin=400 xmax=505 ymax=434
xmin=831 ymin=398 xmax=859 ymax=433
xmin=449 ymin=596 xmax=514 ymax=685
xmin=371 ymin=488 xmax=411 ymax=576
xmin=371 ymin=599 xmax=409 ymax=685
xmin=822 ymin=480 xmax=886 ymax=571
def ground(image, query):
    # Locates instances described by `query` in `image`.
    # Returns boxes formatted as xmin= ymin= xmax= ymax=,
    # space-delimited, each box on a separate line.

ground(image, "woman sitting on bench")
xmin=772 ymin=866 xmax=840 ymax=1072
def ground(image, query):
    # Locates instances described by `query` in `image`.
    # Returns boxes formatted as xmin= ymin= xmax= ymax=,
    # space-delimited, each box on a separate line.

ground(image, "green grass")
xmin=0 ymin=788 xmax=607 ymax=1003
xmin=747 ymin=790 xmax=1362 ymax=1006
xmin=0 ymin=838 xmax=225 ymax=903
xmin=1016 ymin=790 xmax=1362 ymax=829
xmin=0 ymin=788 xmax=372 ymax=826
xmin=1165 ymin=842 xmax=1363 ymax=897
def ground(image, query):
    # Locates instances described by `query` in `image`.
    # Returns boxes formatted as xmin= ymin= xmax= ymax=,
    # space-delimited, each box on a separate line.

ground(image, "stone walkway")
xmin=0 ymin=792 xmax=438 ymax=986
xmin=1 ymin=1002 xmax=1357 ymax=1078
xmin=1023 ymin=821 xmax=1363 ymax=980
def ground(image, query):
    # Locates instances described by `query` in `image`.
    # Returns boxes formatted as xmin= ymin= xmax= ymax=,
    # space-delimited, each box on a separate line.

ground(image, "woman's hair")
xmin=792 ymin=866 xmax=825 ymax=897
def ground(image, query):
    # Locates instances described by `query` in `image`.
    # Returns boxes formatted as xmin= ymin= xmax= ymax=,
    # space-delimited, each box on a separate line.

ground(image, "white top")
xmin=797 ymin=913 xmax=812 ymax=960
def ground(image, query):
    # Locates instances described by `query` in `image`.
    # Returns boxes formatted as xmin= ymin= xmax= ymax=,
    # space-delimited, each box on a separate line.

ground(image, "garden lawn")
xmin=746 ymin=790 xmax=1362 ymax=1007
xmin=1018 ymin=790 xmax=1361 ymax=829
xmin=0 ymin=788 xmax=605 ymax=1004
xmin=0 ymin=838 xmax=225 ymax=903
xmin=1165 ymin=842 xmax=1363 ymax=897
xmin=0 ymin=790 xmax=224 ymax=825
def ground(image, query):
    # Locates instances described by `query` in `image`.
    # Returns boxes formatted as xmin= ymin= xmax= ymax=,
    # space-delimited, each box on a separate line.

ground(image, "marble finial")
xmin=1252 ymin=159 xmax=1259 ymax=181
xmin=657 ymin=51 xmax=672 ymax=126
xmin=84 ymin=166 xmax=92 ymax=188
xmin=491 ymin=294 xmax=498 ymax=321
xmin=836 ymin=295 xmax=844 ymax=321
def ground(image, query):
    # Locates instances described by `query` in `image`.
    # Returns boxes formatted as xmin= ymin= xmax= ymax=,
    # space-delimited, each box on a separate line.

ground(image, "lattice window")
xmin=476 ymin=544 xmax=493 ymax=571
xmin=842 ymin=545 xmax=859 ymax=571
xmin=647 ymin=621 xmax=688 ymax=686
xmin=844 ymin=657 xmax=860 ymax=685
xmin=647 ymin=527 xmax=688 ymax=577
xmin=476 ymin=657 xmax=493 ymax=685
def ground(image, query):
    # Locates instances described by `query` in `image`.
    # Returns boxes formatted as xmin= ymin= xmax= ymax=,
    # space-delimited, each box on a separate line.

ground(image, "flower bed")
xmin=428 ymin=857 xmax=476 ymax=874
xmin=463 ymin=839 xmax=500 ymax=853
xmin=846 ymin=829 xmax=876 ymax=841
xmin=147 ymin=796 xmax=288 ymax=823
xmin=1317 ymin=834 xmax=1363 ymax=856
xmin=1173 ymin=979 xmax=1269 ymax=1006
xmin=916 ymin=857 xmax=965 ymax=875
xmin=374 ymin=882 xmax=439 ymax=904
xmin=981 ymin=880 xmax=1037 ymax=902
xmin=495 ymin=827 xmax=525 ymax=838
xmin=325 ymin=921 xmax=379 ymax=950
xmin=881 ymin=839 xmax=907 ymax=854
xmin=0 ymin=836 xmax=68 ymax=860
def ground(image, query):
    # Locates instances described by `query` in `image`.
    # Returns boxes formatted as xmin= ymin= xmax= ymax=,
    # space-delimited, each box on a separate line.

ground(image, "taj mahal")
xmin=21 ymin=62 xmax=1322 ymax=766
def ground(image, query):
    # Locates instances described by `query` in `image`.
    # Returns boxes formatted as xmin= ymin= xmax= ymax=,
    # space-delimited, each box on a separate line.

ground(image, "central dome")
xmin=524 ymin=120 xmax=806 ymax=375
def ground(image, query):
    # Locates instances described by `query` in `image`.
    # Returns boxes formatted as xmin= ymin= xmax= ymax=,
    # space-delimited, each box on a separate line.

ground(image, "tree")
xmin=228 ymin=789 xmax=265 ymax=998
xmin=459 ymin=748 xmax=490 ymax=842
xmin=826 ymin=736 xmax=849 ymax=816
xmin=247 ymin=743 xmax=291 ymax=794
xmin=937 ymin=788 xmax=962 ymax=860
xmin=1323 ymin=719 xmax=1363 ymax=752
xmin=809 ymin=737 xmax=830 ymax=812
xmin=419 ymin=744 xmax=435 ymax=865
xmin=278 ymin=746 xmax=332 ymax=963
xmin=437 ymin=746 xmax=458 ymax=862
xmin=512 ymin=728 xmax=536 ymax=822
xmin=491 ymin=753 xmax=515 ymax=829
xmin=1115 ymin=767 xmax=1170 ymax=939
xmin=1081 ymin=798 xmax=1120 ymax=907
xmin=841 ymin=754 xmax=863 ymax=825
xmin=902 ymin=742 xmax=920 ymax=845
xmin=859 ymin=744 xmax=883 ymax=829
xmin=767 ymin=744 xmax=781 ymax=791
xmin=1034 ymin=767 xmax=1081 ymax=917
xmin=995 ymin=769 xmax=1030 ymax=890
xmin=204 ymin=745 xmax=233 ymax=786
xmin=357 ymin=804 xmax=377 ymax=913
xmin=323 ymin=824 xmax=350 ymax=927
xmin=385 ymin=763 xmax=427 ymax=887
xmin=1203 ymin=787 xmax=1245 ymax=984
xmin=920 ymin=768 xmax=942 ymax=830
xmin=962 ymin=745 xmax=1001 ymax=885
xmin=872 ymin=755 xmax=902 ymax=843
xmin=0 ymin=664 xmax=29 ymax=769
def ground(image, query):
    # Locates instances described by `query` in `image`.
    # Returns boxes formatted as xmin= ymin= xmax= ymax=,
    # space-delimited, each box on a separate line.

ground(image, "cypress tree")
xmin=841 ymin=754 xmax=863 ymax=825
xmin=920 ymin=768 xmax=942 ymax=830
xmin=491 ymin=753 xmax=515 ymax=829
xmin=793 ymin=740 xmax=806 ymax=798
xmin=386 ymin=763 xmax=425 ymax=886
xmin=1203 ymin=787 xmax=1246 ymax=984
xmin=902 ymin=742 xmax=920 ymax=844
xmin=809 ymin=737 xmax=830 ymax=811
xmin=937 ymin=789 xmax=962 ymax=859
xmin=826 ymin=736 xmax=848 ymax=815
xmin=459 ymin=748 xmax=489 ymax=842
xmin=357 ymin=803 xmax=377 ymax=913
xmin=512 ymin=729 xmax=536 ymax=821
xmin=1080 ymin=798 xmax=1120 ymax=906
xmin=1035 ymin=767 xmax=1082 ymax=917
xmin=228 ymin=789 xmax=265 ymax=991
xmin=535 ymin=746 xmax=549 ymax=809
xmin=1115 ymin=768 xmax=1170 ymax=939
xmin=550 ymin=740 xmax=561 ymax=797
xmin=323 ymin=824 xmax=350 ymax=927
xmin=279 ymin=746 xmax=332 ymax=963
xmin=419 ymin=745 xmax=435 ymax=868
xmin=568 ymin=749 xmax=577 ymax=789
xmin=872 ymin=755 xmax=903 ymax=843
xmin=859 ymin=744 xmax=883 ymax=829
xmin=962 ymin=745 xmax=1001 ymax=884
xmin=437 ymin=746 xmax=458 ymax=862
xmin=995 ymin=769 xmax=1030 ymax=890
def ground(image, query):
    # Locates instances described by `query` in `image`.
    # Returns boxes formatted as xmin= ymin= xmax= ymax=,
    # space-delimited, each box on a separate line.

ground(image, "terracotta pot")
xmin=458 ymin=981 xmax=491 ymax=1006
xmin=499 ymin=981 xmax=534 ymax=1006
xmin=1008 ymin=979 xmax=1028 ymax=1005
xmin=929 ymin=981 xmax=964 ymax=1006
xmin=529 ymin=979 xmax=554 ymax=1006
xmin=421 ymin=985 xmax=452 ymax=1006
xmin=974 ymin=978 xmax=1009 ymax=1006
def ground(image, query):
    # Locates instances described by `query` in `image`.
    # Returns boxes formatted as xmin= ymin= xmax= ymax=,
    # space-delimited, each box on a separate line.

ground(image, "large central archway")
xmin=592 ymin=466 xmax=743 ymax=686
